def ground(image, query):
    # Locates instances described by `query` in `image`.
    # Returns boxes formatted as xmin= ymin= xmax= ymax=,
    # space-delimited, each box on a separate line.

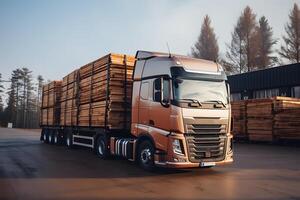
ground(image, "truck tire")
xmin=41 ymin=129 xmax=46 ymax=142
xmin=44 ymin=129 xmax=50 ymax=143
xmin=138 ymin=140 xmax=155 ymax=171
xmin=95 ymin=136 xmax=109 ymax=159
xmin=48 ymin=130 xmax=54 ymax=144
xmin=53 ymin=130 xmax=60 ymax=145
xmin=66 ymin=134 xmax=73 ymax=148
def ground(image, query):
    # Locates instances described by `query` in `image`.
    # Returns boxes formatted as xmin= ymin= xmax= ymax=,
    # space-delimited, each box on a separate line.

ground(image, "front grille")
xmin=185 ymin=124 xmax=226 ymax=162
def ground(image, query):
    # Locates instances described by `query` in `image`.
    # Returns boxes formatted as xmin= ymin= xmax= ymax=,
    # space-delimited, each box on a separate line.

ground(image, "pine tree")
xmin=256 ymin=16 xmax=278 ymax=68
xmin=6 ymin=69 xmax=22 ymax=126
xmin=226 ymin=6 xmax=258 ymax=73
xmin=279 ymin=3 xmax=300 ymax=63
xmin=191 ymin=15 xmax=219 ymax=61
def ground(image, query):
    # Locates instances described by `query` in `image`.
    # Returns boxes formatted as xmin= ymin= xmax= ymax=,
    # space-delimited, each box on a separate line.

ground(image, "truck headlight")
xmin=172 ymin=139 xmax=184 ymax=155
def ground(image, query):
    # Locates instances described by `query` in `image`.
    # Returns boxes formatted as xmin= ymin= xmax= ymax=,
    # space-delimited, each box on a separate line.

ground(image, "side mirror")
xmin=153 ymin=77 xmax=170 ymax=107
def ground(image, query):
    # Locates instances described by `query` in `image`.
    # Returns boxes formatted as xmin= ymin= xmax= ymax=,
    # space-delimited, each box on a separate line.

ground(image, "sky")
xmin=0 ymin=0 xmax=299 ymax=90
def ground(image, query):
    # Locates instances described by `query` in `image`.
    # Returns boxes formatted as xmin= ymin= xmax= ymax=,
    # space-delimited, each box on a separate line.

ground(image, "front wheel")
xmin=138 ymin=140 xmax=155 ymax=171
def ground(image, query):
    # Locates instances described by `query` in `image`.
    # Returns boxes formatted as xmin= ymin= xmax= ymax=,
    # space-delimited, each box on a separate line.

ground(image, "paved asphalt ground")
xmin=0 ymin=128 xmax=300 ymax=200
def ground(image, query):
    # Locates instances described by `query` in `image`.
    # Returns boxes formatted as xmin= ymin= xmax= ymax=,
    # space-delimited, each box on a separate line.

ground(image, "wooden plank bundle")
xmin=273 ymin=97 xmax=300 ymax=141
xmin=58 ymin=53 xmax=135 ymax=129
xmin=41 ymin=81 xmax=62 ymax=126
xmin=60 ymin=70 xmax=79 ymax=126
xmin=246 ymin=98 xmax=274 ymax=142
xmin=231 ymin=96 xmax=300 ymax=142
xmin=231 ymin=101 xmax=247 ymax=139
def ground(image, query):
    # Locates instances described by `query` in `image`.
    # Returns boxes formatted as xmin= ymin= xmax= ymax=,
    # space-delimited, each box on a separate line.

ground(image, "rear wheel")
xmin=66 ymin=133 xmax=73 ymax=148
xmin=95 ymin=135 xmax=109 ymax=159
xmin=48 ymin=130 xmax=54 ymax=144
xmin=138 ymin=140 xmax=155 ymax=171
xmin=53 ymin=130 xmax=60 ymax=145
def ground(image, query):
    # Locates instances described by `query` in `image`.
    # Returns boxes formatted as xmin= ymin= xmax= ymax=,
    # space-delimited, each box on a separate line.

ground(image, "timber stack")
xmin=231 ymin=96 xmax=300 ymax=142
xmin=273 ymin=97 xmax=300 ymax=141
xmin=246 ymin=98 xmax=274 ymax=142
xmin=60 ymin=53 xmax=135 ymax=129
xmin=41 ymin=81 xmax=62 ymax=126
xmin=231 ymin=101 xmax=247 ymax=139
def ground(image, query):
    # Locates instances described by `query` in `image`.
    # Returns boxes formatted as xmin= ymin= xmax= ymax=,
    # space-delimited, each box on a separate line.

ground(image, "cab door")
xmin=149 ymin=77 xmax=171 ymax=131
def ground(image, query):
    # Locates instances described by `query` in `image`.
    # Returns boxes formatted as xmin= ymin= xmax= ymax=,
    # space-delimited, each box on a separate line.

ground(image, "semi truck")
xmin=40 ymin=51 xmax=233 ymax=171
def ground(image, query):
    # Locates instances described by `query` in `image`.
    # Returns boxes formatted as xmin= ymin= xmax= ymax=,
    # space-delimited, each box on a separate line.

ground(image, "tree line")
xmin=0 ymin=69 xmax=44 ymax=128
xmin=191 ymin=3 xmax=300 ymax=74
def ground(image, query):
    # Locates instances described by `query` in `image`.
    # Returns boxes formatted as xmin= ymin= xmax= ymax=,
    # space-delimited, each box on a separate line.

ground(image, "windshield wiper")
xmin=202 ymin=100 xmax=226 ymax=107
xmin=178 ymin=98 xmax=202 ymax=107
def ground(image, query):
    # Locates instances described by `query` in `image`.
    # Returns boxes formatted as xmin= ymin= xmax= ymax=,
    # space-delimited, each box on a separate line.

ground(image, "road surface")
xmin=0 ymin=127 xmax=300 ymax=200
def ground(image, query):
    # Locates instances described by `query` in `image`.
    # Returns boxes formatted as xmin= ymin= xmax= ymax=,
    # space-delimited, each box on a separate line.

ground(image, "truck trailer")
xmin=40 ymin=51 xmax=233 ymax=170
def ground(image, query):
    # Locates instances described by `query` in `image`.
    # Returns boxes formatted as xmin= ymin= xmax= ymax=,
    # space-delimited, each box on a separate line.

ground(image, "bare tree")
xmin=191 ymin=15 xmax=219 ymax=61
xmin=279 ymin=3 xmax=300 ymax=63
xmin=256 ymin=16 xmax=278 ymax=68
xmin=226 ymin=6 xmax=258 ymax=73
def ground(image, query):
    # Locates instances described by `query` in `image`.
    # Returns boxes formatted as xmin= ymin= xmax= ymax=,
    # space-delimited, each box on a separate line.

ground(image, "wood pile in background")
xmin=231 ymin=101 xmax=247 ymax=139
xmin=231 ymin=97 xmax=300 ymax=142
xmin=246 ymin=98 xmax=274 ymax=142
xmin=41 ymin=81 xmax=62 ymax=126
xmin=273 ymin=97 xmax=300 ymax=141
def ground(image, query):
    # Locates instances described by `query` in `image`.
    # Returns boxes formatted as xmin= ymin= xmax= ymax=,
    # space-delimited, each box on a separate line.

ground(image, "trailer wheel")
xmin=44 ymin=129 xmax=50 ymax=143
xmin=95 ymin=136 xmax=109 ymax=159
xmin=138 ymin=140 xmax=155 ymax=171
xmin=41 ymin=129 xmax=47 ymax=142
xmin=48 ymin=130 xmax=54 ymax=144
xmin=52 ymin=130 xmax=61 ymax=145
xmin=66 ymin=134 xmax=73 ymax=148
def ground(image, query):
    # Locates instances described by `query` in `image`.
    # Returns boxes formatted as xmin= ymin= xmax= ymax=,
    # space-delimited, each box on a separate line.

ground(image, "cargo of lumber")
xmin=231 ymin=97 xmax=300 ymax=142
xmin=59 ymin=53 xmax=135 ymax=129
xmin=41 ymin=81 xmax=62 ymax=126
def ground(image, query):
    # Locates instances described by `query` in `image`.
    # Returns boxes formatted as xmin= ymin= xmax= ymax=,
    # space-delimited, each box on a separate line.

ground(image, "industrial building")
xmin=227 ymin=63 xmax=300 ymax=101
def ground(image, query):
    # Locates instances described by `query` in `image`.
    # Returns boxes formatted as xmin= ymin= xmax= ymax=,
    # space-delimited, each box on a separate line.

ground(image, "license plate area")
xmin=200 ymin=162 xmax=216 ymax=167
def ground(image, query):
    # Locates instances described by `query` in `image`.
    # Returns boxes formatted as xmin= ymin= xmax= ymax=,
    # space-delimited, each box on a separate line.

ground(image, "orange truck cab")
xmin=112 ymin=51 xmax=233 ymax=170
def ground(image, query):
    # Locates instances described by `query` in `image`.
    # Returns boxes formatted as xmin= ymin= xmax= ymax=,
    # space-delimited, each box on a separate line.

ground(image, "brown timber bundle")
xmin=246 ymin=98 xmax=274 ymax=142
xmin=231 ymin=96 xmax=300 ymax=142
xmin=60 ymin=70 xmax=79 ymax=126
xmin=231 ymin=101 xmax=247 ymax=139
xmin=59 ymin=53 xmax=135 ymax=129
xmin=41 ymin=81 xmax=62 ymax=126
xmin=273 ymin=97 xmax=300 ymax=141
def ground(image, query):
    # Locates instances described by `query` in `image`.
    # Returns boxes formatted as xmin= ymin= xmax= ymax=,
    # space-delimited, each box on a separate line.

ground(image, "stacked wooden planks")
xmin=273 ymin=97 xmax=300 ymax=141
xmin=60 ymin=70 xmax=78 ymax=126
xmin=41 ymin=81 xmax=62 ymax=126
xmin=59 ymin=53 xmax=135 ymax=129
xmin=231 ymin=101 xmax=247 ymax=139
xmin=231 ymin=97 xmax=300 ymax=142
xmin=246 ymin=99 xmax=274 ymax=142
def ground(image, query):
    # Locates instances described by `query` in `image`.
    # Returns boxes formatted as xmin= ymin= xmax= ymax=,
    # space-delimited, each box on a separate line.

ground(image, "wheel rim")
xmin=67 ymin=137 xmax=70 ymax=146
xmin=49 ymin=134 xmax=52 ymax=143
xmin=43 ymin=133 xmax=46 ymax=141
xmin=141 ymin=148 xmax=152 ymax=164
xmin=54 ymin=135 xmax=57 ymax=144
xmin=98 ymin=141 xmax=104 ymax=155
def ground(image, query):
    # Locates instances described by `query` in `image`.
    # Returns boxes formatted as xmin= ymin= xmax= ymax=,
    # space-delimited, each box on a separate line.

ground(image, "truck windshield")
xmin=173 ymin=79 xmax=228 ymax=105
